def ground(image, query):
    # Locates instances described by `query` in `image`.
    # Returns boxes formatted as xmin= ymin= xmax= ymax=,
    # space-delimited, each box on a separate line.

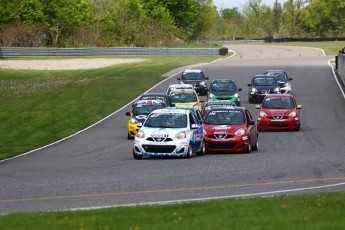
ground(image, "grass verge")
xmin=1 ymin=193 xmax=345 ymax=229
xmin=0 ymin=56 xmax=220 ymax=160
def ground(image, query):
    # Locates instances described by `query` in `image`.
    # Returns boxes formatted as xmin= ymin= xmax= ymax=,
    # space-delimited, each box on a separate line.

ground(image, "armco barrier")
xmin=0 ymin=47 xmax=227 ymax=57
xmin=337 ymin=53 xmax=345 ymax=85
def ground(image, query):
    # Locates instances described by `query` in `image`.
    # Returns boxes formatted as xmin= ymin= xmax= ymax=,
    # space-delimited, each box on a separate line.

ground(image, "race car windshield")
xmin=169 ymin=93 xmax=197 ymax=103
xmin=262 ymin=98 xmax=295 ymax=109
xmin=210 ymin=81 xmax=237 ymax=94
xmin=144 ymin=114 xmax=187 ymax=128
xmin=204 ymin=111 xmax=244 ymax=125
xmin=181 ymin=72 xmax=204 ymax=81
xmin=253 ymin=77 xmax=276 ymax=86
xmin=132 ymin=103 xmax=165 ymax=115
xmin=141 ymin=96 xmax=168 ymax=105
xmin=267 ymin=72 xmax=287 ymax=82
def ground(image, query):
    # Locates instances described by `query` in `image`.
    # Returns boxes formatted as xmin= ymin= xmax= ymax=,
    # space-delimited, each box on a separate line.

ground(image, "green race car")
xmin=207 ymin=79 xmax=242 ymax=106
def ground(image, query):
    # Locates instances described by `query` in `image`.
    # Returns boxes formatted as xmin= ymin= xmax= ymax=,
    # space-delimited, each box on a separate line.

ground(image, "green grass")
xmin=0 ymin=56 xmax=220 ymax=160
xmin=1 ymin=193 xmax=345 ymax=229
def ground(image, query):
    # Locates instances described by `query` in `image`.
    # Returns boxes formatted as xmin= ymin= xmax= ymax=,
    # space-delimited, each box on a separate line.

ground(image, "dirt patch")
xmin=0 ymin=58 xmax=147 ymax=70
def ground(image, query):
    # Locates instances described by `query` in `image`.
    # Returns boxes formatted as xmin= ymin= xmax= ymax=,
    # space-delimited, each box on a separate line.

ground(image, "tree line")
xmin=0 ymin=0 xmax=344 ymax=47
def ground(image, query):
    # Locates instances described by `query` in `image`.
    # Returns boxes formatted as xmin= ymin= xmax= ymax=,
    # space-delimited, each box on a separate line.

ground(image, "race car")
xmin=136 ymin=93 xmax=171 ymax=107
xmin=133 ymin=108 xmax=204 ymax=159
xmin=207 ymin=79 xmax=242 ymax=105
xmin=177 ymin=69 xmax=209 ymax=96
xmin=264 ymin=70 xmax=293 ymax=94
xmin=126 ymin=99 xmax=167 ymax=139
xmin=201 ymin=101 xmax=237 ymax=119
xmin=203 ymin=106 xmax=258 ymax=153
xmin=166 ymin=84 xmax=194 ymax=97
xmin=256 ymin=94 xmax=302 ymax=131
xmin=168 ymin=88 xmax=204 ymax=111
xmin=248 ymin=75 xmax=280 ymax=103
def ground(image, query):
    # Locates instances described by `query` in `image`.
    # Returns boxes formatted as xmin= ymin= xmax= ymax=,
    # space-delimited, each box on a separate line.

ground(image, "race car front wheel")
xmin=133 ymin=149 xmax=143 ymax=159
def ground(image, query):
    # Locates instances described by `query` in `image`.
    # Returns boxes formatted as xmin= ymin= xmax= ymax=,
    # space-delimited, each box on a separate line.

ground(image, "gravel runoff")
xmin=0 ymin=58 xmax=147 ymax=70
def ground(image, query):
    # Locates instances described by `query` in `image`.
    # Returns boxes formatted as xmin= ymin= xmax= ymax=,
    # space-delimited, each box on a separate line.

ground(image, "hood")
xmin=174 ymin=102 xmax=198 ymax=108
xmin=181 ymin=79 xmax=203 ymax=85
xmin=262 ymin=109 xmax=293 ymax=118
xmin=203 ymin=124 xmax=245 ymax=134
xmin=254 ymin=85 xmax=277 ymax=92
xmin=140 ymin=127 xmax=187 ymax=138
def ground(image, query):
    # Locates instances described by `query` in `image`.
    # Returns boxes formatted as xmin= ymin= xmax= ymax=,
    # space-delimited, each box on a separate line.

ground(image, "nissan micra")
xmin=133 ymin=108 xmax=204 ymax=159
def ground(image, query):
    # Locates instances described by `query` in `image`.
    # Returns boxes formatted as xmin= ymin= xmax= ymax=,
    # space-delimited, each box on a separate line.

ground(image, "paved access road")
xmin=1 ymin=45 xmax=345 ymax=214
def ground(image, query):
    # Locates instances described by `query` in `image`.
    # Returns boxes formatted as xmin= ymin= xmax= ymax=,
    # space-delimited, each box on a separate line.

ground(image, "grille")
xmin=268 ymin=115 xmax=287 ymax=120
xmin=210 ymin=134 xmax=233 ymax=139
xmin=207 ymin=141 xmax=236 ymax=149
xmin=142 ymin=145 xmax=176 ymax=153
xmin=267 ymin=122 xmax=288 ymax=127
xmin=146 ymin=137 xmax=173 ymax=142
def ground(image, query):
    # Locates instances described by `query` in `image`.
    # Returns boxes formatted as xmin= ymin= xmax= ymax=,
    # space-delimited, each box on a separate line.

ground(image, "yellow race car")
xmin=168 ymin=89 xmax=204 ymax=111
xmin=126 ymin=99 xmax=167 ymax=139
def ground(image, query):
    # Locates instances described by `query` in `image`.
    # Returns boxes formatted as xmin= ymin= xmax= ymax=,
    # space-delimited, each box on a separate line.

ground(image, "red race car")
xmin=202 ymin=106 xmax=258 ymax=153
xmin=256 ymin=94 xmax=302 ymax=131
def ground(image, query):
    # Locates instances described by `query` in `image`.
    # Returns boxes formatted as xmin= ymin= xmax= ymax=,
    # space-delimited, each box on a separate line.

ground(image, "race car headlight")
xmin=251 ymin=88 xmax=257 ymax=93
xmin=234 ymin=93 xmax=239 ymax=98
xmin=136 ymin=130 xmax=145 ymax=138
xmin=289 ymin=111 xmax=297 ymax=117
xmin=209 ymin=93 xmax=215 ymax=98
xmin=176 ymin=131 xmax=187 ymax=139
xmin=129 ymin=118 xmax=138 ymax=124
xmin=200 ymin=81 xmax=206 ymax=86
xmin=274 ymin=87 xmax=280 ymax=93
xmin=259 ymin=111 xmax=267 ymax=117
xmin=235 ymin=128 xmax=245 ymax=136
xmin=284 ymin=82 xmax=290 ymax=87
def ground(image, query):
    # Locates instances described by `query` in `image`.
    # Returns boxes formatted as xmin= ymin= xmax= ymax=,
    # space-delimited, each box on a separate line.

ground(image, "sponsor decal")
xmin=213 ymin=125 xmax=231 ymax=130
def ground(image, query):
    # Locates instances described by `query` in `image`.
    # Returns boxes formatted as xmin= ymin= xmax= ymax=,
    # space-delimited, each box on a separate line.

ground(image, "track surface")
xmin=1 ymin=45 xmax=345 ymax=214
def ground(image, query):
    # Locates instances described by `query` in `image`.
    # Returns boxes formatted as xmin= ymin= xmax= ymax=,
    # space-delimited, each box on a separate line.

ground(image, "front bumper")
xmin=280 ymin=85 xmax=292 ymax=94
xmin=133 ymin=138 xmax=190 ymax=157
xmin=209 ymin=96 xmax=241 ymax=106
xmin=204 ymin=135 xmax=249 ymax=153
xmin=257 ymin=117 xmax=300 ymax=131
xmin=127 ymin=123 xmax=139 ymax=138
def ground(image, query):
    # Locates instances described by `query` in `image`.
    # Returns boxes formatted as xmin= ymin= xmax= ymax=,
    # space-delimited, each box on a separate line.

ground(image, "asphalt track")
xmin=1 ymin=45 xmax=345 ymax=214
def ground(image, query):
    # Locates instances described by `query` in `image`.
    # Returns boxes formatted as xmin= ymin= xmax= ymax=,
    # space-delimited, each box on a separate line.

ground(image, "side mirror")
xmin=205 ymin=77 xmax=209 ymax=80
xmin=177 ymin=77 xmax=181 ymax=80
xmin=126 ymin=112 xmax=131 ymax=116
xmin=255 ymin=105 xmax=261 ymax=109
xmin=238 ymin=88 xmax=242 ymax=92
xmin=247 ymin=84 xmax=252 ymax=87
xmin=289 ymin=78 xmax=293 ymax=81
xmin=297 ymin=105 xmax=302 ymax=109
xmin=248 ymin=120 xmax=255 ymax=125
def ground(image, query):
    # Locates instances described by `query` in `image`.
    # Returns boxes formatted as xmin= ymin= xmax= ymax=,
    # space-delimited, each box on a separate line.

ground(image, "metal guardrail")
xmin=0 ymin=47 xmax=226 ymax=57
xmin=337 ymin=53 xmax=345 ymax=85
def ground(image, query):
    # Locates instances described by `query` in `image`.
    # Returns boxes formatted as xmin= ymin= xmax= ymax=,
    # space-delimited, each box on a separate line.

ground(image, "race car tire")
xmin=133 ymin=149 xmax=143 ymax=159
xmin=128 ymin=133 xmax=134 ymax=140
xmin=252 ymin=137 xmax=259 ymax=151
xmin=196 ymin=142 xmax=205 ymax=156
xmin=184 ymin=144 xmax=193 ymax=158
xmin=245 ymin=140 xmax=252 ymax=153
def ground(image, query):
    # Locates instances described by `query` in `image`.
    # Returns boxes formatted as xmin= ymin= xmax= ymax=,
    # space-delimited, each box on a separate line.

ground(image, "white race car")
xmin=264 ymin=70 xmax=293 ymax=94
xmin=133 ymin=108 xmax=204 ymax=159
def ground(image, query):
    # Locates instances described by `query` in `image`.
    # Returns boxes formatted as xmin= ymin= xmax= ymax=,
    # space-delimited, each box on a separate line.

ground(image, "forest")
xmin=0 ymin=0 xmax=344 ymax=47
